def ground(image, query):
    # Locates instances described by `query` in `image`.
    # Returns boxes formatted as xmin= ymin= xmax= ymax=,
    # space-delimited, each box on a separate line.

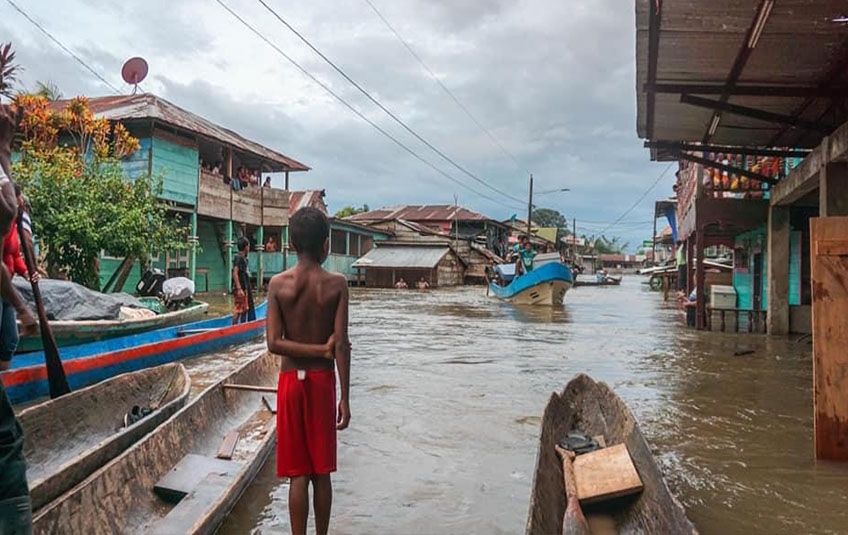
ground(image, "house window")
xmin=361 ymin=237 xmax=374 ymax=255
xmin=349 ymin=233 xmax=360 ymax=257
xmin=331 ymin=229 xmax=347 ymax=255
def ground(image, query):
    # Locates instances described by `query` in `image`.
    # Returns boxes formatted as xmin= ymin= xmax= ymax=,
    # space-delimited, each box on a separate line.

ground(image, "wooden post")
xmin=686 ymin=238 xmax=695 ymax=296
xmin=284 ymin=170 xmax=290 ymax=190
xmin=256 ymin=226 xmax=264 ymax=290
xmin=695 ymin=228 xmax=706 ymax=329
xmin=190 ymin=212 xmax=198 ymax=284
xmin=767 ymin=205 xmax=790 ymax=335
xmin=283 ymin=225 xmax=289 ymax=271
xmin=652 ymin=213 xmax=657 ymax=265
xmin=226 ymin=220 xmax=234 ymax=293
xmin=811 ymin=217 xmax=848 ymax=459
xmin=820 ymin=159 xmax=848 ymax=217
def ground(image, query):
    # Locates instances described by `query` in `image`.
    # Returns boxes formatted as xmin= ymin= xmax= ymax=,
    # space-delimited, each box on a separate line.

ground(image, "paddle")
xmin=554 ymin=444 xmax=591 ymax=535
xmin=16 ymin=211 xmax=70 ymax=398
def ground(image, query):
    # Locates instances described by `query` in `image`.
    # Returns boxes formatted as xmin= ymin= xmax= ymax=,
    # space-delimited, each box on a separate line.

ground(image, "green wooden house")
xmin=75 ymin=93 xmax=309 ymax=293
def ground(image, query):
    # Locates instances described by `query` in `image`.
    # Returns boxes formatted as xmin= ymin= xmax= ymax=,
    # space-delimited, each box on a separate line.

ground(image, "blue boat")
xmin=489 ymin=261 xmax=573 ymax=306
xmin=1 ymin=302 xmax=268 ymax=404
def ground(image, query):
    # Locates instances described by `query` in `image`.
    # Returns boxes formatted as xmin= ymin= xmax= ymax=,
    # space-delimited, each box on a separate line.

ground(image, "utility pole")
xmin=526 ymin=174 xmax=534 ymax=238
xmin=573 ymin=217 xmax=577 ymax=262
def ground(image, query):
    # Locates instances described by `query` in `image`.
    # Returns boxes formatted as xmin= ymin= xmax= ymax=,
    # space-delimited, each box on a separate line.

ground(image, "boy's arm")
xmin=334 ymin=280 xmax=351 ymax=430
xmin=265 ymin=277 xmax=333 ymax=359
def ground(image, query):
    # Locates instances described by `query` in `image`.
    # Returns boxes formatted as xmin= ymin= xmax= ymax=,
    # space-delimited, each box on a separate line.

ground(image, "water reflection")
xmin=190 ymin=277 xmax=848 ymax=535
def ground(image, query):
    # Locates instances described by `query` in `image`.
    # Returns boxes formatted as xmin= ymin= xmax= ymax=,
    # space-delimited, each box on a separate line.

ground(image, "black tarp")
xmin=12 ymin=278 xmax=145 ymax=321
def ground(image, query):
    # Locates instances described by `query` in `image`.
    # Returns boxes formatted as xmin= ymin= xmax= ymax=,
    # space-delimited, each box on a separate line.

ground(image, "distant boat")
xmin=525 ymin=374 xmax=697 ymax=534
xmin=20 ymin=363 xmax=191 ymax=512
xmin=16 ymin=297 xmax=209 ymax=353
xmin=33 ymin=352 xmax=280 ymax=535
xmin=2 ymin=302 xmax=267 ymax=404
xmin=489 ymin=260 xmax=573 ymax=306
xmin=573 ymin=275 xmax=622 ymax=288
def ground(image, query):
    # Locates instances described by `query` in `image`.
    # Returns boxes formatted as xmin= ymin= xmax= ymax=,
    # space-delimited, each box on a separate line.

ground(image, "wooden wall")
xmin=151 ymin=131 xmax=199 ymax=206
xmin=263 ymin=188 xmax=289 ymax=227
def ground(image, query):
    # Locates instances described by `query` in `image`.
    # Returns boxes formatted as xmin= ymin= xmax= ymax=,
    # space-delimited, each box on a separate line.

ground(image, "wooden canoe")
xmin=573 ymin=277 xmax=622 ymax=288
xmin=526 ymin=374 xmax=697 ymax=535
xmin=17 ymin=300 xmax=210 ymax=353
xmin=3 ymin=302 xmax=268 ymax=404
xmin=20 ymin=363 xmax=191 ymax=512
xmin=33 ymin=351 xmax=280 ymax=535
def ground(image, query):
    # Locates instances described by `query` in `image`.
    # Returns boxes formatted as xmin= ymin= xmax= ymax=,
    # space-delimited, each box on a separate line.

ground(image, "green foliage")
xmin=582 ymin=234 xmax=629 ymax=255
xmin=33 ymin=81 xmax=62 ymax=101
xmin=335 ymin=203 xmax=370 ymax=218
xmin=0 ymin=42 xmax=18 ymax=99
xmin=14 ymin=157 xmax=188 ymax=289
xmin=532 ymin=207 xmax=567 ymax=229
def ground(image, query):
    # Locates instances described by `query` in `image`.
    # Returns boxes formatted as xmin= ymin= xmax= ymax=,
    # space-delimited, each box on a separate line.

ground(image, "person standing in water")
xmin=266 ymin=207 xmax=351 ymax=535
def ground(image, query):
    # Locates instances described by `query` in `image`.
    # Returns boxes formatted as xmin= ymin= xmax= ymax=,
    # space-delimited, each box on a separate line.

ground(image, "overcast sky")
xmin=1 ymin=0 xmax=674 ymax=251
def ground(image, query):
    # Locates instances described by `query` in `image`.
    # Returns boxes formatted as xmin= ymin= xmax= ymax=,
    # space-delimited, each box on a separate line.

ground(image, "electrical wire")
xmin=597 ymin=163 xmax=673 ymax=235
xmin=253 ymin=0 xmax=528 ymax=207
xmin=362 ymin=0 xmax=525 ymax=172
xmin=5 ymin=0 xmax=122 ymax=94
xmin=214 ymin=0 xmax=524 ymax=210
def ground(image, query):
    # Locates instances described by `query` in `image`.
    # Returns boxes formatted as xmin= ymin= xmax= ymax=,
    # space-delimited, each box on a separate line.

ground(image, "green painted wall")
xmin=151 ymin=136 xmax=198 ymax=206
xmin=733 ymin=226 xmax=800 ymax=311
xmin=196 ymin=218 xmax=228 ymax=293
xmin=122 ymin=137 xmax=151 ymax=180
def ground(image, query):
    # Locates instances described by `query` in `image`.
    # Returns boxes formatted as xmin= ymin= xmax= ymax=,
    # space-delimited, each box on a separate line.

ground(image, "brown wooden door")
xmin=811 ymin=217 xmax=848 ymax=459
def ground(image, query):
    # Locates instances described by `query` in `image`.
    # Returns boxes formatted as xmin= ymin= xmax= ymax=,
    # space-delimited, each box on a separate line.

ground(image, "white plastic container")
xmin=710 ymin=285 xmax=737 ymax=309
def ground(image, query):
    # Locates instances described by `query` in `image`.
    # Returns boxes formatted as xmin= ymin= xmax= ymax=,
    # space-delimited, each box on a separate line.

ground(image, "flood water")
xmin=190 ymin=277 xmax=848 ymax=534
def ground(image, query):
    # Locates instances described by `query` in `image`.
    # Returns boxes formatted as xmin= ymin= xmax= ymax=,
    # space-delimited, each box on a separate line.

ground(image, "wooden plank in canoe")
xmin=573 ymin=443 xmax=643 ymax=504
xmin=150 ymin=472 xmax=235 ymax=535
xmin=216 ymin=431 xmax=240 ymax=460
xmin=154 ymin=454 xmax=240 ymax=503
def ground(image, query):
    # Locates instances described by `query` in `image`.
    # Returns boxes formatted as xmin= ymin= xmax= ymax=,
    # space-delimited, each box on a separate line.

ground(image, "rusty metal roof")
xmin=348 ymin=205 xmax=496 ymax=224
xmin=636 ymin=0 xmax=848 ymax=153
xmin=51 ymin=94 xmax=309 ymax=171
xmin=289 ymin=190 xmax=327 ymax=214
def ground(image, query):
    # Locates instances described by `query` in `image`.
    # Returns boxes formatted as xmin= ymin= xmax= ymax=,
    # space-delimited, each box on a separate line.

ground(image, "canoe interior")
xmin=33 ymin=352 xmax=281 ymax=535
xmin=20 ymin=363 xmax=191 ymax=512
xmin=526 ymin=374 xmax=697 ymax=535
xmin=16 ymin=301 xmax=210 ymax=353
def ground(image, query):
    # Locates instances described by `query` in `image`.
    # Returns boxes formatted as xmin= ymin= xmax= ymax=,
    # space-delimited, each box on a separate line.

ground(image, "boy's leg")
xmin=288 ymin=475 xmax=310 ymax=535
xmin=312 ymin=473 xmax=332 ymax=535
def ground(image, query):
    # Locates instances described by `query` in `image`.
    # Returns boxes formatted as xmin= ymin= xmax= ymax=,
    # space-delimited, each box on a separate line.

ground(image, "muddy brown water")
xmin=182 ymin=278 xmax=848 ymax=534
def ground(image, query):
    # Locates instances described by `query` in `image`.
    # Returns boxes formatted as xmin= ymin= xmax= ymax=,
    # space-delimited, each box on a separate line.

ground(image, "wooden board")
xmin=150 ymin=472 xmax=234 ymax=535
xmin=216 ymin=431 xmax=240 ymax=460
xmin=573 ymin=443 xmax=643 ymax=504
xmin=154 ymin=454 xmax=239 ymax=503
xmin=811 ymin=217 xmax=848 ymax=459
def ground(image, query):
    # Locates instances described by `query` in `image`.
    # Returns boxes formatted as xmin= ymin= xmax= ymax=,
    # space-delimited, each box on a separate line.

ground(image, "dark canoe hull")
xmin=2 ymin=302 xmax=268 ymax=404
xmin=16 ymin=301 xmax=210 ymax=353
xmin=20 ymin=363 xmax=191 ymax=512
xmin=573 ymin=278 xmax=622 ymax=288
xmin=526 ymin=374 xmax=697 ymax=535
xmin=33 ymin=352 xmax=280 ymax=535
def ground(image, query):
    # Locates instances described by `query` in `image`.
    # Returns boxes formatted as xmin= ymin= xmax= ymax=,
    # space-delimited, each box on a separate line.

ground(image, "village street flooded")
xmin=188 ymin=278 xmax=848 ymax=535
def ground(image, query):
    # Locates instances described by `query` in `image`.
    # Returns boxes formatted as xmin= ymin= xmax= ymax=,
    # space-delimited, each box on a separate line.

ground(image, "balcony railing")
xmin=197 ymin=169 xmax=289 ymax=226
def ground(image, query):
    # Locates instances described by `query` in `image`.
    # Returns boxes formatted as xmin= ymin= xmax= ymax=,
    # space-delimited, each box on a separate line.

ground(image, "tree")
xmin=532 ymin=207 xmax=567 ymax=229
xmin=583 ymin=234 xmax=629 ymax=254
xmin=33 ymin=81 xmax=62 ymax=101
xmin=335 ymin=204 xmax=370 ymax=218
xmin=12 ymin=95 xmax=188 ymax=289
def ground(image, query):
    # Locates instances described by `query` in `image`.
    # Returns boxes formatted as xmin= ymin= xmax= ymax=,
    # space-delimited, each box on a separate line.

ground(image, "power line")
xmin=253 ymin=0 xmax=528 ymax=207
xmin=362 ymin=0 xmax=525 ymax=172
xmin=5 ymin=0 xmax=121 ymax=94
xmin=597 ymin=163 xmax=674 ymax=235
xmin=214 ymin=0 xmax=523 ymax=210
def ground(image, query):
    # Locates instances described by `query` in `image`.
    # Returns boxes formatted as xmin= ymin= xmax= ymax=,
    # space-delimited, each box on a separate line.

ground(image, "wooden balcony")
xmin=197 ymin=170 xmax=289 ymax=226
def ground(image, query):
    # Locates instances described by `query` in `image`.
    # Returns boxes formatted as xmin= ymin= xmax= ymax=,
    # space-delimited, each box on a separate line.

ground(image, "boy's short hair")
xmin=237 ymin=236 xmax=250 ymax=252
xmin=290 ymin=207 xmax=329 ymax=260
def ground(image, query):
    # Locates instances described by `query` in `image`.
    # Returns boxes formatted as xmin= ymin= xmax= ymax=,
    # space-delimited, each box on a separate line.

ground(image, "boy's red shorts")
xmin=276 ymin=369 xmax=337 ymax=477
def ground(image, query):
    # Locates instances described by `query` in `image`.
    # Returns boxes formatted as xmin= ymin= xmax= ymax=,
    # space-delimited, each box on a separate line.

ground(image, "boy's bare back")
xmin=269 ymin=265 xmax=346 ymax=371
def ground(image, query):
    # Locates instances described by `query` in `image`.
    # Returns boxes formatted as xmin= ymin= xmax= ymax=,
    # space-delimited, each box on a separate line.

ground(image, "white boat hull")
xmin=507 ymin=280 xmax=572 ymax=306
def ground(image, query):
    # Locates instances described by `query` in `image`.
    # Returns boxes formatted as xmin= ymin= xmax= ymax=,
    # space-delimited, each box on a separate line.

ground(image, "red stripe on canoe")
xmin=1 ymin=319 xmax=266 ymax=388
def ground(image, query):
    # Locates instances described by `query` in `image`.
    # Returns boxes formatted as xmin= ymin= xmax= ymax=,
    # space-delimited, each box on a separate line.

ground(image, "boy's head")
xmin=290 ymin=207 xmax=329 ymax=262
xmin=237 ymin=236 xmax=250 ymax=254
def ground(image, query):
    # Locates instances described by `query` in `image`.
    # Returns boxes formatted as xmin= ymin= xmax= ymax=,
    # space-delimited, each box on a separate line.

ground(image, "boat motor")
xmin=137 ymin=269 xmax=166 ymax=297
xmin=161 ymin=277 xmax=195 ymax=311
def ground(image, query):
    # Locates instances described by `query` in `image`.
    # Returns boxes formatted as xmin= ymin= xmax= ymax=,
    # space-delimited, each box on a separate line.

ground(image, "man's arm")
xmin=265 ymin=276 xmax=333 ymax=359
xmin=334 ymin=279 xmax=351 ymax=430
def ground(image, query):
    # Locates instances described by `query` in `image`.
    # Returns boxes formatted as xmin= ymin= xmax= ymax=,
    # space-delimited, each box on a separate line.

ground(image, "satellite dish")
xmin=121 ymin=57 xmax=148 ymax=94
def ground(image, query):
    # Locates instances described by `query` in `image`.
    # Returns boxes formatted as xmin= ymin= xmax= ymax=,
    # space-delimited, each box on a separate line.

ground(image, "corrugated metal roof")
xmin=349 ymin=205 xmax=493 ymax=223
xmin=635 ymin=0 xmax=848 ymax=150
xmin=50 ymin=94 xmax=309 ymax=171
xmin=352 ymin=245 xmax=449 ymax=268
xmin=289 ymin=190 xmax=327 ymax=214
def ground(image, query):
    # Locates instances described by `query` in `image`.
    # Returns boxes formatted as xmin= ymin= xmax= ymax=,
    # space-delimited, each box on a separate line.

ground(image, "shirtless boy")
xmin=266 ymin=207 xmax=351 ymax=535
